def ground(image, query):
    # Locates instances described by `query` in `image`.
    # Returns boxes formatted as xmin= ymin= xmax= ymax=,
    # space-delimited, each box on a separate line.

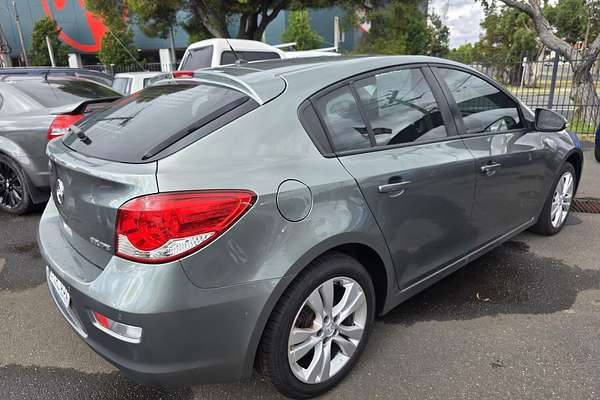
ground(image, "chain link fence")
xmin=468 ymin=49 xmax=600 ymax=139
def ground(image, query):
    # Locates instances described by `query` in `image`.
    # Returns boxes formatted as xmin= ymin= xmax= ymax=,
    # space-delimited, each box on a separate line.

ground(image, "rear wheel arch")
xmin=246 ymin=240 xmax=394 ymax=377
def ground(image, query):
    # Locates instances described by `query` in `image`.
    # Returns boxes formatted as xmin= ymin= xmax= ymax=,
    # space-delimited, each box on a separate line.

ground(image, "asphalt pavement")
xmin=1 ymin=150 xmax=600 ymax=399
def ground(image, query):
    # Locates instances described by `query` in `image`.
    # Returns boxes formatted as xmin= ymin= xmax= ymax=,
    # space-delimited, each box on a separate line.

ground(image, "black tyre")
xmin=258 ymin=252 xmax=375 ymax=399
xmin=595 ymin=145 xmax=600 ymax=163
xmin=0 ymin=154 xmax=34 ymax=215
xmin=530 ymin=162 xmax=576 ymax=236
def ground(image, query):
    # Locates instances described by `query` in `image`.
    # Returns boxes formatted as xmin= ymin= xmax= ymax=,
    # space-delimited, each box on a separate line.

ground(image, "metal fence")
xmin=468 ymin=49 xmax=600 ymax=138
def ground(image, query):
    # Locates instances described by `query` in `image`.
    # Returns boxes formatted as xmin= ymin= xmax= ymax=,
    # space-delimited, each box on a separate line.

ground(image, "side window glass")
xmin=353 ymin=68 xmax=448 ymax=146
xmin=315 ymin=85 xmax=371 ymax=152
xmin=437 ymin=68 xmax=522 ymax=134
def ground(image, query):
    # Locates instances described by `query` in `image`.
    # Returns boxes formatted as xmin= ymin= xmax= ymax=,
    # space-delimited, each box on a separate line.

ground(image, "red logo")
xmin=41 ymin=0 xmax=108 ymax=52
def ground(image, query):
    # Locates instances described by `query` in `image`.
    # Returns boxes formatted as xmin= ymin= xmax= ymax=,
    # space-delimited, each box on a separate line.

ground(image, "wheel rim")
xmin=288 ymin=276 xmax=367 ymax=384
xmin=0 ymin=161 xmax=24 ymax=210
xmin=550 ymin=171 xmax=574 ymax=229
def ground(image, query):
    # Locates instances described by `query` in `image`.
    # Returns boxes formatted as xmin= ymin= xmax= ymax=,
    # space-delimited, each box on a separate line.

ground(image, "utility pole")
xmin=45 ymin=36 xmax=55 ymax=66
xmin=12 ymin=0 xmax=29 ymax=66
xmin=169 ymin=25 xmax=176 ymax=66
xmin=0 ymin=23 xmax=12 ymax=67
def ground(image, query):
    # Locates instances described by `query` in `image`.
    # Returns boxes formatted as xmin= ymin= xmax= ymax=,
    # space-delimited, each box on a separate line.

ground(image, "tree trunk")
xmin=571 ymin=63 xmax=600 ymax=124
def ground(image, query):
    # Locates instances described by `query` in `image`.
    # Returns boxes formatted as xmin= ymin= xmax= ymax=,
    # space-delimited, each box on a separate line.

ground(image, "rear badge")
xmin=90 ymin=237 xmax=112 ymax=252
xmin=55 ymin=179 xmax=65 ymax=205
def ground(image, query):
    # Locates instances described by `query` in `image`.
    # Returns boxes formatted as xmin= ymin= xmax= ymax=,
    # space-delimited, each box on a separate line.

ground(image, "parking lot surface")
xmin=1 ymin=150 xmax=600 ymax=399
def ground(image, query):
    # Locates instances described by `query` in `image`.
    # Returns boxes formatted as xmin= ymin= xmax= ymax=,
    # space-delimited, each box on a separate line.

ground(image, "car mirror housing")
xmin=535 ymin=108 xmax=567 ymax=132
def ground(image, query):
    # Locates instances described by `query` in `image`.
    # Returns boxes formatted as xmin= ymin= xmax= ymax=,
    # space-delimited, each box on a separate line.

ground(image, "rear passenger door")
xmin=313 ymin=66 xmax=477 ymax=289
xmin=432 ymin=67 xmax=546 ymax=244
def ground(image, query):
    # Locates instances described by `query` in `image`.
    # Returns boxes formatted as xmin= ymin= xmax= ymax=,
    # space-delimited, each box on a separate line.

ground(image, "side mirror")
xmin=535 ymin=108 xmax=567 ymax=132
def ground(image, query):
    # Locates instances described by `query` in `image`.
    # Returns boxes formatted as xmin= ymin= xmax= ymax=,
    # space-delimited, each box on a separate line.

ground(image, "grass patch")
xmin=568 ymin=116 xmax=597 ymax=136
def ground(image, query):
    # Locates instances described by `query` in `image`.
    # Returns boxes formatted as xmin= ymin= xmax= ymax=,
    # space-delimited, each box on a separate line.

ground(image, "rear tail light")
xmin=91 ymin=311 xmax=142 ymax=343
xmin=173 ymin=70 xmax=194 ymax=79
xmin=48 ymin=114 xmax=85 ymax=141
xmin=116 ymin=190 xmax=256 ymax=264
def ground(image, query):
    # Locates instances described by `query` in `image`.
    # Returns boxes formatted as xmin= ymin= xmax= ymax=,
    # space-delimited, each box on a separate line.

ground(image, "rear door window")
xmin=314 ymin=85 xmax=372 ymax=152
xmin=63 ymin=82 xmax=254 ymax=163
xmin=180 ymin=46 xmax=214 ymax=70
xmin=11 ymin=79 xmax=120 ymax=108
xmin=220 ymin=51 xmax=281 ymax=65
xmin=353 ymin=68 xmax=448 ymax=146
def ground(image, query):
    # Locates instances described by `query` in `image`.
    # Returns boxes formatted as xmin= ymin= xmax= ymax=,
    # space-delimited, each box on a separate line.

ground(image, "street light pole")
xmin=12 ymin=0 xmax=29 ymax=66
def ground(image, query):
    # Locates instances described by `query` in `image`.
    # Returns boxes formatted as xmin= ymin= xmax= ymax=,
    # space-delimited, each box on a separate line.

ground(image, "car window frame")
xmin=307 ymin=63 xmax=458 ymax=157
xmin=429 ymin=64 xmax=528 ymax=138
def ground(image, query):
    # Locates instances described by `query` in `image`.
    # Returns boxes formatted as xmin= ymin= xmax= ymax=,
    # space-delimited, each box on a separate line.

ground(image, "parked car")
xmin=111 ymin=71 xmax=163 ymax=95
xmin=0 ymin=75 xmax=121 ymax=214
xmin=0 ymin=67 xmax=113 ymax=86
xmin=178 ymin=38 xmax=339 ymax=70
xmin=39 ymin=56 xmax=582 ymax=399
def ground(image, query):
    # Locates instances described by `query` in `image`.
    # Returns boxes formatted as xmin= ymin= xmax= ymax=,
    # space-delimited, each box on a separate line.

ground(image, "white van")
xmin=178 ymin=38 xmax=338 ymax=70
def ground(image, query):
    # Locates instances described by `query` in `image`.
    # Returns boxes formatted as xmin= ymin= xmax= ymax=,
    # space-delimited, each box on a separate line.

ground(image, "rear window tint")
xmin=63 ymin=82 xmax=252 ymax=163
xmin=180 ymin=46 xmax=213 ymax=70
xmin=12 ymin=79 xmax=119 ymax=108
xmin=112 ymin=77 xmax=131 ymax=94
xmin=220 ymin=51 xmax=281 ymax=65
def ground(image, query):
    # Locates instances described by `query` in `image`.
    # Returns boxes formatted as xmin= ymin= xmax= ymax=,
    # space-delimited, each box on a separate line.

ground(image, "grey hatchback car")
xmin=38 ymin=56 xmax=582 ymax=399
xmin=0 ymin=75 xmax=120 ymax=213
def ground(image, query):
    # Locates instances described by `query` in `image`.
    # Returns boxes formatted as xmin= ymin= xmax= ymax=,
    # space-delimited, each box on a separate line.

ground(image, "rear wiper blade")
xmin=68 ymin=124 xmax=91 ymax=145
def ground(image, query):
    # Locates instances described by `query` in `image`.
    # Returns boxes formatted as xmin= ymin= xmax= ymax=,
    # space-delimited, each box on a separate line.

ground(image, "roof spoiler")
xmin=50 ymin=96 xmax=121 ymax=115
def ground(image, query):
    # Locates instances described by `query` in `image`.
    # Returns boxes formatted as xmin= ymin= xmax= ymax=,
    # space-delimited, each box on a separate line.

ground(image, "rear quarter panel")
xmin=156 ymin=92 xmax=396 ymax=292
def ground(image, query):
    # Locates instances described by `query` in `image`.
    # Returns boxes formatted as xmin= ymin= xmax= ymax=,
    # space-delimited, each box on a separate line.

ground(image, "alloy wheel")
xmin=288 ymin=276 xmax=367 ymax=384
xmin=0 ymin=161 xmax=24 ymax=210
xmin=550 ymin=171 xmax=574 ymax=228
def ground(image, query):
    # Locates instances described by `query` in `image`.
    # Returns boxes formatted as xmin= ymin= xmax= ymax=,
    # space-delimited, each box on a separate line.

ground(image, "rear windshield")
xmin=220 ymin=51 xmax=281 ymax=65
xmin=12 ymin=79 xmax=120 ymax=108
xmin=63 ymin=81 xmax=253 ymax=163
xmin=112 ymin=77 xmax=131 ymax=94
xmin=180 ymin=46 xmax=213 ymax=70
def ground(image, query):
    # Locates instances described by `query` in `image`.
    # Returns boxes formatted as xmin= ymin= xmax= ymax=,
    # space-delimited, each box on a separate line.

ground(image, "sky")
xmin=429 ymin=0 xmax=486 ymax=48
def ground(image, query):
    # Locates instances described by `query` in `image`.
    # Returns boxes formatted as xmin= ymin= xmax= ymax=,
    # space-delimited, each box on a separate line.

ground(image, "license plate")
xmin=48 ymin=268 xmax=70 ymax=309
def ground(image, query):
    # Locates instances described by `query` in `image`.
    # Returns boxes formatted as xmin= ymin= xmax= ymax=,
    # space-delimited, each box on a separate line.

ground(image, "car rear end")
xmin=38 ymin=73 xmax=294 ymax=385
xmin=0 ymin=77 xmax=120 ymax=204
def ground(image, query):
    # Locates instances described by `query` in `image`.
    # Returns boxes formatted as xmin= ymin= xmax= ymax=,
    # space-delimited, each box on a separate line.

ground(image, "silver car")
xmin=0 ymin=75 xmax=120 ymax=214
xmin=38 ymin=56 xmax=582 ymax=399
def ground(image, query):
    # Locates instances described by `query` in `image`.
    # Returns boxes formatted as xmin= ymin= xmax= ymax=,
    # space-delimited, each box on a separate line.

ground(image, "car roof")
xmin=201 ymin=55 xmax=470 ymax=101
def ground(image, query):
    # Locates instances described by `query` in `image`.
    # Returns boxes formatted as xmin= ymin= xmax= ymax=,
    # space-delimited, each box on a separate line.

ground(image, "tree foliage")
xmin=281 ymin=10 xmax=323 ymax=50
xmin=85 ymin=0 xmax=140 ymax=66
xmin=353 ymin=0 xmax=450 ymax=57
xmin=29 ymin=16 xmax=69 ymax=66
xmin=545 ymin=0 xmax=600 ymax=45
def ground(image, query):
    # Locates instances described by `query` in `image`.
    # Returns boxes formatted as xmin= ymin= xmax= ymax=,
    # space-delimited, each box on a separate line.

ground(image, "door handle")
xmin=480 ymin=162 xmax=502 ymax=176
xmin=378 ymin=180 xmax=411 ymax=194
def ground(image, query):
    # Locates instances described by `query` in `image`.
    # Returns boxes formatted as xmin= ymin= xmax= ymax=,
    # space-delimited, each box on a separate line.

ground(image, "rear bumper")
xmin=38 ymin=200 xmax=282 ymax=386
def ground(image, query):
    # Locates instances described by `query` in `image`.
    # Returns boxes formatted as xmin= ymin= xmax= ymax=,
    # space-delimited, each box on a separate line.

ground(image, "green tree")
xmin=97 ymin=28 xmax=140 ymax=66
xmin=356 ymin=0 xmax=431 ymax=55
xmin=545 ymin=0 xmax=599 ymax=45
xmin=29 ymin=16 xmax=69 ymax=66
xmin=446 ymin=43 xmax=485 ymax=64
xmin=95 ymin=0 xmax=363 ymax=42
xmin=481 ymin=0 xmax=600 ymax=123
xmin=428 ymin=13 xmax=450 ymax=57
xmin=84 ymin=0 xmax=140 ymax=66
xmin=282 ymin=10 xmax=323 ymax=50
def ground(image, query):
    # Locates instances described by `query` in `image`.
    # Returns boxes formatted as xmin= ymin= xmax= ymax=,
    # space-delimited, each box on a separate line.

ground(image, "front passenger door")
xmin=433 ymin=67 xmax=547 ymax=244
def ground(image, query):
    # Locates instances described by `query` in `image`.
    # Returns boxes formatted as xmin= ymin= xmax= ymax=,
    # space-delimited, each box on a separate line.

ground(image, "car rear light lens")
xmin=91 ymin=311 xmax=142 ymax=343
xmin=116 ymin=190 xmax=256 ymax=264
xmin=48 ymin=114 xmax=85 ymax=141
xmin=173 ymin=70 xmax=194 ymax=78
